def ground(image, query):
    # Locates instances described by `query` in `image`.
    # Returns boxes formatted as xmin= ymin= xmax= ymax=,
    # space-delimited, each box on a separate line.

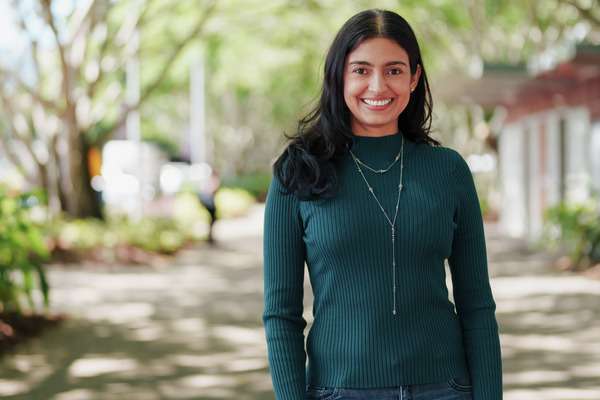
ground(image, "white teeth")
xmin=362 ymin=98 xmax=392 ymax=106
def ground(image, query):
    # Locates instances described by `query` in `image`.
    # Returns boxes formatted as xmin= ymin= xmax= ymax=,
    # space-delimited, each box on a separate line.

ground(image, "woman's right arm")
xmin=262 ymin=175 xmax=308 ymax=399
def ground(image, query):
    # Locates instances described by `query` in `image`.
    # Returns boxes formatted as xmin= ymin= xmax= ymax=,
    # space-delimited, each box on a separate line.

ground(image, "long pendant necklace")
xmin=348 ymin=135 xmax=404 ymax=315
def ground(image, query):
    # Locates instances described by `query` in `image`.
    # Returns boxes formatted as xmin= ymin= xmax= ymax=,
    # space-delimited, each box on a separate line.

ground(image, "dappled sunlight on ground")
xmin=0 ymin=205 xmax=599 ymax=399
xmin=0 ymin=206 xmax=271 ymax=399
xmin=486 ymin=228 xmax=600 ymax=399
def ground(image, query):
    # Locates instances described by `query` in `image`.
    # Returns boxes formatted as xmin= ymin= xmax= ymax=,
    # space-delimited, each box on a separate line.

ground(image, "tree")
xmin=0 ymin=0 xmax=216 ymax=218
xmin=2 ymin=0 xmax=597 ymax=217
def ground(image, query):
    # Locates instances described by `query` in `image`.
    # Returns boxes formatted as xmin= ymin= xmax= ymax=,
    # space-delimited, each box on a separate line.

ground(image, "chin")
xmin=358 ymin=114 xmax=401 ymax=126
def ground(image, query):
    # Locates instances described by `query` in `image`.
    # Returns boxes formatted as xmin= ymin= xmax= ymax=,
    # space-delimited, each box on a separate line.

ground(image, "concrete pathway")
xmin=485 ymin=224 xmax=600 ymax=400
xmin=0 ymin=204 xmax=598 ymax=399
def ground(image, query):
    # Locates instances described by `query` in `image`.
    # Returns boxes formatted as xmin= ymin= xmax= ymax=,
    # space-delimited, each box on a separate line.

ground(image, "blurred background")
xmin=0 ymin=0 xmax=599 ymax=399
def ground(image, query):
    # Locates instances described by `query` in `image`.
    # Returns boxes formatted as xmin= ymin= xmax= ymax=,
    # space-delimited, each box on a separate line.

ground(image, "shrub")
xmin=48 ymin=214 xmax=194 ymax=258
xmin=0 ymin=186 xmax=50 ymax=314
xmin=221 ymin=172 xmax=271 ymax=201
xmin=542 ymin=200 xmax=600 ymax=271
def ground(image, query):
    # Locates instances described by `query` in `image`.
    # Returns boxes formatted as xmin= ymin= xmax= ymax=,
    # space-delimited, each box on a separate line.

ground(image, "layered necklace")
xmin=347 ymin=133 xmax=405 ymax=315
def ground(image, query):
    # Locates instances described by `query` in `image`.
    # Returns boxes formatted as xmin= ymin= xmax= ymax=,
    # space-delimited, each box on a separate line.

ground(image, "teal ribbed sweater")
xmin=262 ymin=131 xmax=502 ymax=399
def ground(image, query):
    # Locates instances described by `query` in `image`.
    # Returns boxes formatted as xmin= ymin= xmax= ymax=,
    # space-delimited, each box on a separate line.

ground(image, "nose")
xmin=368 ymin=70 xmax=386 ymax=92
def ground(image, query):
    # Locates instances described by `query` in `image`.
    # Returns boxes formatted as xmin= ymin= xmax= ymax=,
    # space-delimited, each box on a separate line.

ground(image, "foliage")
xmin=214 ymin=187 xmax=257 ymax=218
xmin=541 ymin=199 xmax=600 ymax=271
xmin=479 ymin=196 xmax=490 ymax=217
xmin=142 ymin=130 xmax=180 ymax=158
xmin=177 ymin=186 xmax=256 ymax=219
xmin=49 ymin=214 xmax=195 ymax=258
xmin=194 ymin=0 xmax=599 ymax=177
xmin=221 ymin=172 xmax=272 ymax=201
xmin=1 ymin=0 xmax=598 ymax=217
xmin=0 ymin=186 xmax=50 ymax=314
xmin=0 ymin=0 xmax=218 ymax=218
xmin=113 ymin=216 xmax=189 ymax=254
xmin=46 ymin=186 xmax=256 ymax=260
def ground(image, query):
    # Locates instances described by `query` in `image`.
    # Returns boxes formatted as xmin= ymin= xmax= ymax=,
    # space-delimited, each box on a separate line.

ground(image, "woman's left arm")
xmin=448 ymin=150 xmax=503 ymax=400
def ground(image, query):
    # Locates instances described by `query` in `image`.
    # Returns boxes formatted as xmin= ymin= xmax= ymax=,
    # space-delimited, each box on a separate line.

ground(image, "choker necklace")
xmin=348 ymin=135 xmax=405 ymax=315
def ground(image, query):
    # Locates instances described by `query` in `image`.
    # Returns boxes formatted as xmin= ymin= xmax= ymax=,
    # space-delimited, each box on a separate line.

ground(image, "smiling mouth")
xmin=361 ymin=98 xmax=394 ymax=107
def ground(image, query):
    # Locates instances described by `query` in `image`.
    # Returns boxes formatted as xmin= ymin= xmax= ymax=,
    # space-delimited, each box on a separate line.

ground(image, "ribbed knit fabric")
xmin=262 ymin=131 xmax=503 ymax=400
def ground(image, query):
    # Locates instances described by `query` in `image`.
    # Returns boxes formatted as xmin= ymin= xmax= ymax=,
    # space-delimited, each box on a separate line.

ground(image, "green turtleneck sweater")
xmin=262 ymin=131 xmax=502 ymax=399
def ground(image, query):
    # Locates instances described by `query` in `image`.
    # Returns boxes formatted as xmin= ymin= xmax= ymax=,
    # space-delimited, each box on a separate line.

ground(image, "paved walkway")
xmin=0 ymin=204 xmax=599 ymax=399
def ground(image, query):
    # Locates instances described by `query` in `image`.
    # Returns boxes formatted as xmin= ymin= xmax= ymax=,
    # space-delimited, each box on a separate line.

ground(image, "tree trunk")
xmin=62 ymin=110 xmax=103 ymax=219
xmin=48 ymin=133 xmax=66 ymax=218
xmin=79 ymin=138 xmax=103 ymax=219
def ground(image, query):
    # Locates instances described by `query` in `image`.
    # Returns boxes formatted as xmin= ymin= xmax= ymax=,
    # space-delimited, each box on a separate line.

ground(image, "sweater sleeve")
xmin=262 ymin=175 xmax=307 ymax=399
xmin=448 ymin=151 xmax=503 ymax=399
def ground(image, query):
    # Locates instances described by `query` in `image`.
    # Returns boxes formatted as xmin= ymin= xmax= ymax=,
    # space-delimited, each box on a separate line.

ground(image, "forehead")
xmin=346 ymin=37 xmax=409 ymax=64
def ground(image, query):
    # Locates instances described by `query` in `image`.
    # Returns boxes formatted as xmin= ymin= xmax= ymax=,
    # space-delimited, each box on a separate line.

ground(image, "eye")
xmin=387 ymin=68 xmax=402 ymax=75
xmin=352 ymin=68 xmax=367 ymax=75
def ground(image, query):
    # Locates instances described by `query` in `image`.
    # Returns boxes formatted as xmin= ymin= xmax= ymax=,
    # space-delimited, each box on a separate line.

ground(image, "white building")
xmin=439 ymin=44 xmax=600 ymax=243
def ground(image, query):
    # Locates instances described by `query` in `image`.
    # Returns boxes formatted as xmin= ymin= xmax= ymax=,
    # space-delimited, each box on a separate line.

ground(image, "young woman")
xmin=262 ymin=8 xmax=502 ymax=400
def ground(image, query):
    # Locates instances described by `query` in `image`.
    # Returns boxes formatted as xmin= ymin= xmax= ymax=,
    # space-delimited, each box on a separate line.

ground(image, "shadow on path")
xmin=0 ymin=206 xmax=599 ymax=399
xmin=0 ymin=205 xmax=271 ymax=399
xmin=484 ymin=224 xmax=600 ymax=400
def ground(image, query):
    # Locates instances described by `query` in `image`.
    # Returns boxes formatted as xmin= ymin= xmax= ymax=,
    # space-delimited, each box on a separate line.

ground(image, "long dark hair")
xmin=273 ymin=8 xmax=440 ymax=201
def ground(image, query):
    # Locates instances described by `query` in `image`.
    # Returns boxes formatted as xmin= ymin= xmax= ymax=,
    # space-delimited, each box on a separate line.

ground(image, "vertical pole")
xmin=126 ymin=28 xmax=143 ymax=219
xmin=190 ymin=52 xmax=206 ymax=165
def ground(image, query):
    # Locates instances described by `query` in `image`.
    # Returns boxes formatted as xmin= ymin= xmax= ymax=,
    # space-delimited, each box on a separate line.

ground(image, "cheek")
xmin=393 ymin=79 xmax=412 ymax=95
xmin=344 ymin=78 xmax=365 ymax=99
xmin=395 ymin=97 xmax=411 ymax=114
xmin=344 ymin=84 xmax=361 ymax=112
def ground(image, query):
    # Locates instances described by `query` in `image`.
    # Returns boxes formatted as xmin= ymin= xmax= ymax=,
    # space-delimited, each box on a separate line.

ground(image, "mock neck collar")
xmin=347 ymin=131 xmax=418 ymax=165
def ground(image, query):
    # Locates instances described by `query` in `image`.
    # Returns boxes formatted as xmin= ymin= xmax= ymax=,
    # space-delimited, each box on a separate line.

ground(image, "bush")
xmin=542 ymin=199 xmax=600 ymax=271
xmin=48 ymin=214 xmax=195 ymax=260
xmin=214 ymin=187 xmax=256 ymax=218
xmin=0 ymin=186 xmax=50 ymax=314
xmin=221 ymin=172 xmax=271 ymax=201
xmin=178 ymin=185 xmax=256 ymax=219
xmin=114 ymin=216 xmax=189 ymax=254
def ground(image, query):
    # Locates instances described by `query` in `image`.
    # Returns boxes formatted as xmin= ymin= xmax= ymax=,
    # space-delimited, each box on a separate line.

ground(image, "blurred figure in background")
xmin=198 ymin=166 xmax=220 ymax=244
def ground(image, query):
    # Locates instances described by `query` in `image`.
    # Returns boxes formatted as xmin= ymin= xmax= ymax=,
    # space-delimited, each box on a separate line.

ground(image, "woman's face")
xmin=343 ymin=37 xmax=421 ymax=136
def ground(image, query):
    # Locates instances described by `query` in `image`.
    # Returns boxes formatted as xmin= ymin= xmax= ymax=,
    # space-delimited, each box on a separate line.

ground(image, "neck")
xmin=351 ymin=120 xmax=399 ymax=138
xmin=352 ymin=131 xmax=398 ymax=138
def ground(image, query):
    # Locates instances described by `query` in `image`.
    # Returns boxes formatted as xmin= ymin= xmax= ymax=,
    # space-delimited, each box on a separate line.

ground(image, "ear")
xmin=411 ymin=64 xmax=422 ymax=90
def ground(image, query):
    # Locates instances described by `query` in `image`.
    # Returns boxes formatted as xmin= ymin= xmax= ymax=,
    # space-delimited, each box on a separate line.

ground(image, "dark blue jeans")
xmin=305 ymin=377 xmax=473 ymax=400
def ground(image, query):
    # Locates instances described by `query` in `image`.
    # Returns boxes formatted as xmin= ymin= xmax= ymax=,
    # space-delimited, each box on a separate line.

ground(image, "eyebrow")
xmin=348 ymin=60 xmax=408 ymax=67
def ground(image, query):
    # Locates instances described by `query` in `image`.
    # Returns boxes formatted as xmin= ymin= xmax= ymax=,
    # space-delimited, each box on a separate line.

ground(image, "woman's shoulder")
xmin=419 ymin=143 xmax=464 ymax=170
